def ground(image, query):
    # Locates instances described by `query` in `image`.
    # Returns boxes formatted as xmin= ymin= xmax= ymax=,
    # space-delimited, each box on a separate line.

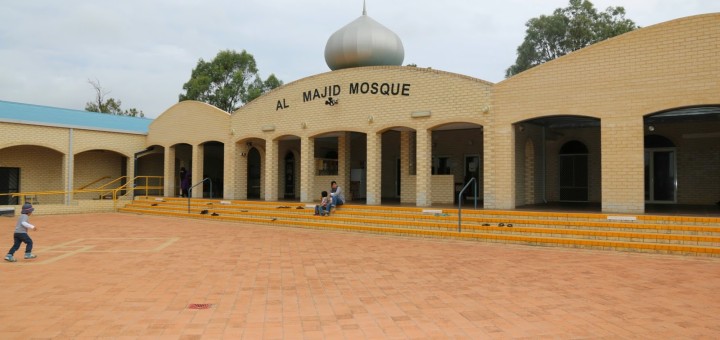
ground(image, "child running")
xmin=5 ymin=203 xmax=39 ymax=262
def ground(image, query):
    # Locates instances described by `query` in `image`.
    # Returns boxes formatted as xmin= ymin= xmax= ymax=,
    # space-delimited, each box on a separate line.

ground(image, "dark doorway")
xmin=0 ymin=167 xmax=20 ymax=205
xmin=247 ymin=148 xmax=261 ymax=199
xmin=644 ymin=135 xmax=677 ymax=203
xmin=284 ymin=152 xmax=295 ymax=199
xmin=559 ymin=141 xmax=589 ymax=202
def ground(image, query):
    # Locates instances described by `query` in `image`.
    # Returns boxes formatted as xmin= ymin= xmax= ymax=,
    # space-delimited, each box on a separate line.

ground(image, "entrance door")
xmin=284 ymin=152 xmax=295 ymax=199
xmin=463 ymin=155 xmax=480 ymax=199
xmin=0 ymin=167 xmax=20 ymax=205
xmin=559 ymin=154 xmax=589 ymax=201
xmin=247 ymin=148 xmax=261 ymax=199
xmin=396 ymin=158 xmax=401 ymax=197
xmin=645 ymin=149 xmax=677 ymax=203
xmin=559 ymin=141 xmax=589 ymax=202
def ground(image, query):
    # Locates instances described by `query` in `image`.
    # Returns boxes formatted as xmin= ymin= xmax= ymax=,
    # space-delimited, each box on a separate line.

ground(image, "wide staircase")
xmin=119 ymin=197 xmax=720 ymax=257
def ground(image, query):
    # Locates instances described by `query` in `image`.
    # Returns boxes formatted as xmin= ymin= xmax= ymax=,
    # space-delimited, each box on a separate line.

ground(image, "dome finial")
xmin=362 ymin=0 xmax=367 ymax=15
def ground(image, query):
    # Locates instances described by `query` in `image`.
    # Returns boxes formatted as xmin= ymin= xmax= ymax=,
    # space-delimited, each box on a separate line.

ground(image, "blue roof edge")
xmin=0 ymin=99 xmax=153 ymax=134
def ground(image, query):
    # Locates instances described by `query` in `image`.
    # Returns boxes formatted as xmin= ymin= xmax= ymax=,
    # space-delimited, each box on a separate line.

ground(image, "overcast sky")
xmin=1 ymin=0 xmax=719 ymax=118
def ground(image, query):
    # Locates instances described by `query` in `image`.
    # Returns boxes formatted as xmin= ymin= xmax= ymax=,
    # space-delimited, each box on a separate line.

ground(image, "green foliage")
xmin=505 ymin=0 xmax=637 ymax=77
xmin=179 ymin=49 xmax=283 ymax=112
xmin=85 ymin=80 xmax=144 ymax=117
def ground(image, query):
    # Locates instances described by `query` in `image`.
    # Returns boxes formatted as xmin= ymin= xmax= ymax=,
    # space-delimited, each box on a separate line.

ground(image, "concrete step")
xmin=121 ymin=202 xmax=720 ymax=250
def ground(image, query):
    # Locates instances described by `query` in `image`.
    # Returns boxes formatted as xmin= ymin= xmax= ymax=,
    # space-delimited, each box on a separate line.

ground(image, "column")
xmin=163 ymin=146 xmax=175 ymax=197
xmin=264 ymin=138 xmax=279 ymax=201
xmin=366 ymin=131 xmax=381 ymax=205
xmin=601 ymin=116 xmax=645 ymax=213
xmin=483 ymin=124 xmax=515 ymax=210
xmin=236 ymin=142 xmax=248 ymax=200
xmin=223 ymin=142 xmax=236 ymax=199
xmin=191 ymin=144 xmax=203 ymax=198
xmin=399 ymin=130 xmax=412 ymax=203
xmin=300 ymin=136 xmax=315 ymax=202
xmin=415 ymin=129 xmax=432 ymax=206
xmin=338 ymin=132 xmax=351 ymax=199
xmin=126 ymin=155 xmax=136 ymax=200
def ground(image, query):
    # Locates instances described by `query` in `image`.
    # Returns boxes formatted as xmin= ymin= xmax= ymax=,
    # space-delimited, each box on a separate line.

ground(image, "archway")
xmin=644 ymin=106 xmax=720 ymax=208
xmin=201 ymin=141 xmax=224 ymax=198
xmin=559 ymin=140 xmax=589 ymax=202
xmin=514 ymin=116 xmax=600 ymax=209
xmin=247 ymin=147 xmax=262 ymax=199
xmin=283 ymin=151 xmax=296 ymax=199
xmin=74 ymin=149 xmax=128 ymax=200
xmin=429 ymin=122 xmax=484 ymax=206
xmin=0 ymin=145 xmax=64 ymax=204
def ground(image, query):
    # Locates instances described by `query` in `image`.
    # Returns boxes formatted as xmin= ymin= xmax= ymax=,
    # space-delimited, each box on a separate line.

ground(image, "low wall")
xmin=0 ymin=199 xmax=122 ymax=216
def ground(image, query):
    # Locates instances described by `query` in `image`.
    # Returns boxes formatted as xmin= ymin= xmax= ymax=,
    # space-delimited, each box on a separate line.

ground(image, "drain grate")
xmin=187 ymin=303 xmax=214 ymax=310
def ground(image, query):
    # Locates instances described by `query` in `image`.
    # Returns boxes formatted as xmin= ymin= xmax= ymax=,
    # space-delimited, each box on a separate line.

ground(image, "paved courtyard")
xmin=1 ymin=213 xmax=719 ymax=339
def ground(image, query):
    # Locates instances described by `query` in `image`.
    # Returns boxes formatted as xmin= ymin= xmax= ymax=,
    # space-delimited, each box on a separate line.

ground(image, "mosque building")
xmin=0 ymin=6 xmax=719 ymax=215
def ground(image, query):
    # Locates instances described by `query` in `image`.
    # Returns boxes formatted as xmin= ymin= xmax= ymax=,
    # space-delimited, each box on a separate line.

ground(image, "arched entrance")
xmin=202 ymin=141 xmax=224 ymax=198
xmin=0 ymin=145 xmax=64 ymax=204
xmin=247 ymin=147 xmax=262 ymax=199
xmin=644 ymin=106 xmax=720 ymax=207
xmin=284 ymin=151 xmax=296 ymax=199
xmin=514 ymin=116 xmax=600 ymax=209
xmin=644 ymin=135 xmax=676 ymax=203
xmin=559 ymin=140 xmax=589 ymax=202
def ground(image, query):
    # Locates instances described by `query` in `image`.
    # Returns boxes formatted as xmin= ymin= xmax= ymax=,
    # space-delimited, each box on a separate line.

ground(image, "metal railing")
xmin=187 ymin=178 xmax=212 ymax=213
xmin=0 ymin=176 xmax=163 ymax=212
xmin=457 ymin=177 xmax=478 ymax=233
xmin=78 ymin=176 xmax=111 ymax=190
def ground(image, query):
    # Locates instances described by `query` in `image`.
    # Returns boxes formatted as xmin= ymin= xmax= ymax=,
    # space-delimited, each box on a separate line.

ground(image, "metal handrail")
xmin=457 ymin=177 xmax=478 ymax=233
xmin=110 ymin=176 xmax=164 ymax=210
xmin=79 ymin=176 xmax=111 ymax=190
xmin=0 ymin=176 xmax=163 ymax=211
xmin=187 ymin=178 xmax=212 ymax=213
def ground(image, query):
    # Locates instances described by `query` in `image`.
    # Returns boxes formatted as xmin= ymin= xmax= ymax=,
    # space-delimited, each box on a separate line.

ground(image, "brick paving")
xmin=1 ymin=213 xmax=719 ymax=339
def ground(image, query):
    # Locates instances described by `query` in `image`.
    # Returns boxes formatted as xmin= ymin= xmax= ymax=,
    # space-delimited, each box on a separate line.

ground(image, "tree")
xmin=85 ymin=79 xmax=145 ymax=117
xmin=505 ymin=0 xmax=637 ymax=77
xmin=179 ymin=49 xmax=283 ymax=112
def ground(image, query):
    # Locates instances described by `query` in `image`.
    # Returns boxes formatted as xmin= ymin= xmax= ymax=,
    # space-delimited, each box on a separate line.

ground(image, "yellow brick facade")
xmin=1 ymin=14 xmax=719 ymax=214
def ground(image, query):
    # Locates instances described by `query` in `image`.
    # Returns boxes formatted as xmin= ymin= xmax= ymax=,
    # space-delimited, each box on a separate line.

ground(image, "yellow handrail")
xmin=96 ymin=176 xmax=129 ymax=190
xmin=0 ymin=176 xmax=164 ymax=212
xmin=78 ymin=176 xmax=112 ymax=190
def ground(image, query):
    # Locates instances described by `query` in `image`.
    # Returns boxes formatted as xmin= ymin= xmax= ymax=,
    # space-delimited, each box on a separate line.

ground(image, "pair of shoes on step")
xmin=4 ymin=253 xmax=37 ymax=262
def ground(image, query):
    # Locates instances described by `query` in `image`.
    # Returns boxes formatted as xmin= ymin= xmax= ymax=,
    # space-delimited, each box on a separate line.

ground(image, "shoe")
xmin=4 ymin=255 xmax=16 ymax=262
xmin=24 ymin=253 xmax=37 ymax=259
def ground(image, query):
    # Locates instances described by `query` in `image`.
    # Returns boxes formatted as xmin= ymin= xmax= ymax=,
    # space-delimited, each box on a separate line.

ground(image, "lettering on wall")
xmin=274 ymin=82 xmax=412 ymax=111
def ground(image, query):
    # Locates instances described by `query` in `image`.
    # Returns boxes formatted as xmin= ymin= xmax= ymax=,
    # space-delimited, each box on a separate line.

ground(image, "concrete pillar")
xmin=300 ymin=136 xmax=315 ymax=202
xmin=191 ymin=144 xmax=203 ymax=198
xmin=163 ymin=146 xmax=175 ymax=197
xmin=416 ymin=128 xmax=432 ymax=206
xmin=601 ymin=116 xmax=645 ymax=213
xmin=366 ymin=131 xmax=382 ymax=205
xmin=223 ymin=142 xmax=236 ymax=199
xmin=338 ymin=132 xmax=351 ymax=200
xmin=484 ymin=124 xmax=515 ymax=210
xmin=264 ymin=138 xmax=279 ymax=201
xmin=126 ymin=156 xmax=136 ymax=200
xmin=62 ymin=153 xmax=72 ymax=204
xmin=236 ymin=142 xmax=248 ymax=200
xmin=400 ymin=130 xmax=412 ymax=203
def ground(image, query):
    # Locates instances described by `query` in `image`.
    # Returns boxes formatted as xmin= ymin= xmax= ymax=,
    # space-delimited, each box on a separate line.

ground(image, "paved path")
xmin=1 ymin=213 xmax=719 ymax=339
